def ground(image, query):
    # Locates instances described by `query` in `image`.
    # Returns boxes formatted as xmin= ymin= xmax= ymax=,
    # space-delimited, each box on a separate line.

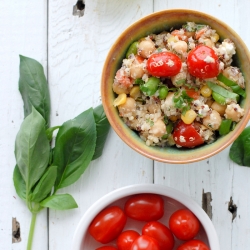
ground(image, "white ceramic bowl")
xmin=72 ymin=184 xmax=220 ymax=250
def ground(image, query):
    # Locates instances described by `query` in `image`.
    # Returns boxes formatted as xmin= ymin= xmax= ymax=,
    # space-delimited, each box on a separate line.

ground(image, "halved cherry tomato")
xmin=124 ymin=194 xmax=164 ymax=221
xmin=88 ymin=206 xmax=127 ymax=244
xmin=130 ymin=235 xmax=161 ymax=250
xmin=173 ymin=120 xmax=204 ymax=148
xmin=96 ymin=247 xmax=118 ymax=250
xmin=177 ymin=239 xmax=210 ymax=250
xmin=115 ymin=69 xmax=133 ymax=87
xmin=142 ymin=221 xmax=174 ymax=250
xmin=116 ymin=230 xmax=140 ymax=250
xmin=187 ymin=45 xmax=219 ymax=79
xmin=169 ymin=209 xmax=200 ymax=241
xmin=147 ymin=52 xmax=182 ymax=77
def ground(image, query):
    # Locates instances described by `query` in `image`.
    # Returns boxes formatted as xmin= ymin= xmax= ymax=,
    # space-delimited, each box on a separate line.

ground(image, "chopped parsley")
xmin=173 ymin=90 xmax=193 ymax=114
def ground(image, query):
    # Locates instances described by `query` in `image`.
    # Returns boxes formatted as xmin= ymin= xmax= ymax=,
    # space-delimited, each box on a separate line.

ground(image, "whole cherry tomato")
xmin=130 ymin=235 xmax=161 ymax=250
xmin=147 ymin=52 xmax=182 ymax=77
xmin=173 ymin=120 xmax=204 ymax=148
xmin=142 ymin=221 xmax=174 ymax=250
xmin=124 ymin=194 xmax=164 ymax=221
xmin=116 ymin=230 xmax=140 ymax=250
xmin=169 ymin=209 xmax=200 ymax=241
xmin=177 ymin=239 xmax=210 ymax=250
xmin=88 ymin=206 xmax=127 ymax=244
xmin=187 ymin=45 xmax=219 ymax=79
xmin=96 ymin=247 xmax=118 ymax=250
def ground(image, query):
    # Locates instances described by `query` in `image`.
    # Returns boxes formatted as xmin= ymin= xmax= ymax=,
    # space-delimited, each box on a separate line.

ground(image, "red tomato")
xmin=147 ymin=52 xmax=182 ymax=77
xmin=96 ymin=247 xmax=118 ymax=250
xmin=130 ymin=235 xmax=161 ymax=250
xmin=142 ymin=221 xmax=174 ymax=250
xmin=88 ymin=206 xmax=127 ymax=244
xmin=177 ymin=239 xmax=210 ymax=250
xmin=124 ymin=194 xmax=164 ymax=221
xmin=169 ymin=209 xmax=200 ymax=241
xmin=116 ymin=230 xmax=140 ymax=250
xmin=185 ymin=88 xmax=200 ymax=100
xmin=187 ymin=45 xmax=219 ymax=79
xmin=173 ymin=120 xmax=204 ymax=148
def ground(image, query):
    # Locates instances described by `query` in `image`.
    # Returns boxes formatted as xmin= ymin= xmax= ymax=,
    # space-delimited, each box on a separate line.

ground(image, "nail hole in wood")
xmin=12 ymin=217 xmax=21 ymax=243
xmin=73 ymin=0 xmax=85 ymax=17
xmin=228 ymin=197 xmax=237 ymax=221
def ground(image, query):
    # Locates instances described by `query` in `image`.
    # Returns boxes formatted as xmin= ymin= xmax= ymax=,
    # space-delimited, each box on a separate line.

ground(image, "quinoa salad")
xmin=112 ymin=22 xmax=246 ymax=148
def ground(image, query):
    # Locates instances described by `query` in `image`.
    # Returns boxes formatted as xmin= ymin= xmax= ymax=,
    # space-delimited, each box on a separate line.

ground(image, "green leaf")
xmin=229 ymin=126 xmax=250 ymax=167
xmin=53 ymin=108 xmax=96 ymax=190
xmin=19 ymin=55 xmax=51 ymax=128
xmin=13 ymin=165 xmax=26 ymax=201
xmin=46 ymin=126 xmax=60 ymax=141
xmin=92 ymin=105 xmax=110 ymax=160
xmin=15 ymin=107 xmax=50 ymax=193
xmin=40 ymin=194 xmax=78 ymax=210
xmin=30 ymin=166 xmax=57 ymax=202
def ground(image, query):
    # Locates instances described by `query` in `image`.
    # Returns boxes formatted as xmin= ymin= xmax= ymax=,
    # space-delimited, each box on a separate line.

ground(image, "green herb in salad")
xmin=13 ymin=55 xmax=110 ymax=250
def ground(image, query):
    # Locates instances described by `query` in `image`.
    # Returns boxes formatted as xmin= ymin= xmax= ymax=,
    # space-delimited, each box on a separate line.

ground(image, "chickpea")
xmin=138 ymin=39 xmax=155 ymax=58
xmin=172 ymin=41 xmax=188 ymax=54
xmin=171 ymin=71 xmax=187 ymax=87
xmin=203 ymin=110 xmax=222 ymax=130
xmin=147 ymin=104 xmax=160 ymax=113
xmin=118 ymin=97 xmax=136 ymax=116
xmin=130 ymin=64 xmax=144 ymax=79
xmin=225 ymin=103 xmax=244 ymax=122
xmin=149 ymin=119 xmax=166 ymax=137
xmin=211 ymin=102 xmax=226 ymax=116
xmin=112 ymin=83 xmax=130 ymax=94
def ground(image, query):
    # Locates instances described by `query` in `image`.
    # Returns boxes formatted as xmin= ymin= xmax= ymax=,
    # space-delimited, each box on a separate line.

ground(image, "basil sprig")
xmin=13 ymin=56 xmax=110 ymax=250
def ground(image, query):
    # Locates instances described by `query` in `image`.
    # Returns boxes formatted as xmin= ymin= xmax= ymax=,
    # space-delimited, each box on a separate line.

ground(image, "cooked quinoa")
xmin=112 ymin=22 xmax=246 ymax=148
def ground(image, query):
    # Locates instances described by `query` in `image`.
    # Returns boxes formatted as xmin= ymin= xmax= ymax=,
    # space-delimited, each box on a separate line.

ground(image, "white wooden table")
xmin=1 ymin=0 xmax=250 ymax=249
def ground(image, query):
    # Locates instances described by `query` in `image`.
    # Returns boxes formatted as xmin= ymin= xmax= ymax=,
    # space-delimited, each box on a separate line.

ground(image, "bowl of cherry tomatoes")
xmin=101 ymin=9 xmax=250 ymax=163
xmin=71 ymin=184 xmax=220 ymax=250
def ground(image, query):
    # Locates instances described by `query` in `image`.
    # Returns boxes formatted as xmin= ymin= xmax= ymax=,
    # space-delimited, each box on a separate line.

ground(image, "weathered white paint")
xmin=1 ymin=0 xmax=250 ymax=249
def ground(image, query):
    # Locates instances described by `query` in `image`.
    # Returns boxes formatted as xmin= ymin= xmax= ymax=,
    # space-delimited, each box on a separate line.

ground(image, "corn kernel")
xmin=181 ymin=109 xmax=197 ymax=124
xmin=113 ymin=93 xmax=127 ymax=107
xmin=130 ymin=86 xmax=141 ymax=99
xmin=211 ymin=33 xmax=219 ymax=43
xmin=201 ymin=85 xmax=212 ymax=97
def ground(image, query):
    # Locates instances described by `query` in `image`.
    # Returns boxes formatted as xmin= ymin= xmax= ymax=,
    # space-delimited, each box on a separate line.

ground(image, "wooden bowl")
xmin=101 ymin=9 xmax=250 ymax=163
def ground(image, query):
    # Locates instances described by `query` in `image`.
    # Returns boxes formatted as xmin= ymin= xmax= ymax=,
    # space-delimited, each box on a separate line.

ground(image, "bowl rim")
xmin=101 ymin=9 xmax=250 ymax=164
xmin=71 ymin=183 xmax=220 ymax=250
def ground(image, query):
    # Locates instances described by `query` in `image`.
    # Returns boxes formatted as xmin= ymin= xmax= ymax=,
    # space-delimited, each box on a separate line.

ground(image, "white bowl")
xmin=72 ymin=184 xmax=220 ymax=250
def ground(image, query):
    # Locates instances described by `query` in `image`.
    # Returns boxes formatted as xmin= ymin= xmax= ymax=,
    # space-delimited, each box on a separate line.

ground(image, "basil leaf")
xmin=15 ymin=107 xmax=50 ymax=192
xmin=229 ymin=126 xmax=250 ymax=167
xmin=92 ymin=105 xmax=110 ymax=160
xmin=13 ymin=165 xmax=26 ymax=201
xmin=53 ymin=108 xmax=96 ymax=190
xmin=30 ymin=166 xmax=57 ymax=202
xmin=40 ymin=194 xmax=78 ymax=210
xmin=19 ymin=55 xmax=51 ymax=128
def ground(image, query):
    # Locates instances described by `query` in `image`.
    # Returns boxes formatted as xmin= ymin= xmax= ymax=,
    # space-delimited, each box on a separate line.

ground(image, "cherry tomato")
xmin=177 ymin=239 xmax=210 ymax=250
xmin=88 ymin=206 xmax=127 ymax=244
xmin=187 ymin=45 xmax=219 ymax=79
xmin=147 ymin=52 xmax=182 ymax=77
xmin=124 ymin=194 xmax=164 ymax=221
xmin=173 ymin=120 xmax=204 ymax=148
xmin=169 ymin=209 xmax=200 ymax=241
xmin=116 ymin=230 xmax=140 ymax=250
xmin=130 ymin=235 xmax=161 ymax=250
xmin=96 ymin=247 xmax=118 ymax=250
xmin=142 ymin=221 xmax=174 ymax=250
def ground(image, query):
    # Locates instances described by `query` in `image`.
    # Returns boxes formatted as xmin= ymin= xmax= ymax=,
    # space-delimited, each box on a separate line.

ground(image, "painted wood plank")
xmin=47 ymin=1 xmax=154 ymax=249
xmin=0 ymin=1 xmax=48 ymax=250
xmin=153 ymin=1 xmax=250 ymax=249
